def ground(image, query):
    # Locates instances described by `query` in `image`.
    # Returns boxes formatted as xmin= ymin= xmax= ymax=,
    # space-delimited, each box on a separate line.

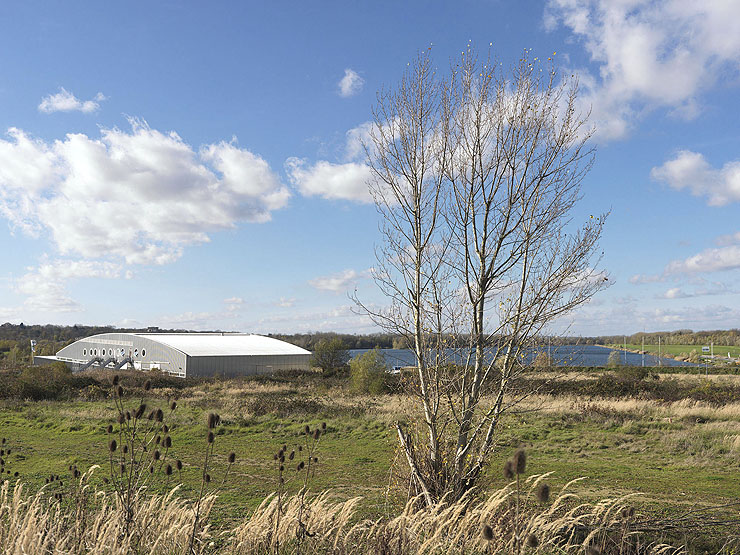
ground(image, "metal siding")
xmin=52 ymin=333 xmax=309 ymax=378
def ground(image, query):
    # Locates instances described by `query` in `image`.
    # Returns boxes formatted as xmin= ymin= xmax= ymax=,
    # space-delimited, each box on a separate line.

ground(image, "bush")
xmin=350 ymin=348 xmax=388 ymax=394
xmin=310 ymin=339 xmax=350 ymax=375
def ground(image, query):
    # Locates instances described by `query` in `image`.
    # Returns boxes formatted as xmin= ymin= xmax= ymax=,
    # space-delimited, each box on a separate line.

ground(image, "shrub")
xmin=350 ymin=348 xmax=388 ymax=394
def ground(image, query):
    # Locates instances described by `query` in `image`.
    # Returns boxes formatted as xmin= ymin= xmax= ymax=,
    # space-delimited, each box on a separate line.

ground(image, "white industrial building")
xmin=34 ymin=332 xmax=311 ymax=378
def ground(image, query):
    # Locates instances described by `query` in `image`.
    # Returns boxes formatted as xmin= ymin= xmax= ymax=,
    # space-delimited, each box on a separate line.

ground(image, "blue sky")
xmin=0 ymin=1 xmax=739 ymax=335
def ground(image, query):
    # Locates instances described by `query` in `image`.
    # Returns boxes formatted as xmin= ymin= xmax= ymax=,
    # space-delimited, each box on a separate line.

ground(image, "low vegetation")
xmin=1 ymin=364 xmax=739 ymax=552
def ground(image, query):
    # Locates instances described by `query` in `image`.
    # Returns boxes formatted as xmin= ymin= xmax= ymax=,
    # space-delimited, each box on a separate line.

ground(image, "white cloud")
xmin=285 ymin=157 xmax=374 ymax=203
xmin=16 ymin=259 xmax=122 ymax=312
xmin=308 ymin=269 xmax=366 ymax=293
xmin=659 ymin=282 xmax=734 ymax=299
xmin=665 ymin=245 xmax=740 ymax=274
xmin=338 ymin=69 xmax=364 ymax=98
xmin=224 ymin=297 xmax=244 ymax=312
xmin=39 ymin=88 xmax=106 ymax=114
xmin=544 ymin=0 xmax=740 ymax=141
xmin=0 ymin=120 xmax=290 ymax=265
xmin=651 ymin=151 xmax=740 ymax=206
xmin=277 ymin=297 xmax=295 ymax=308
xmin=629 ymin=273 xmax=664 ymax=285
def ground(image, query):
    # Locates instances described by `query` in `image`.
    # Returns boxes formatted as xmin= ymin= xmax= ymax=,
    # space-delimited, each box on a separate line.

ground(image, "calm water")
xmin=349 ymin=345 xmax=697 ymax=369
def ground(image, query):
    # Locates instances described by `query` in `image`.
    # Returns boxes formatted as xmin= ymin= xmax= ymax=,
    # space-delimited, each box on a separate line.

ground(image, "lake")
xmin=349 ymin=344 xmax=697 ymax=369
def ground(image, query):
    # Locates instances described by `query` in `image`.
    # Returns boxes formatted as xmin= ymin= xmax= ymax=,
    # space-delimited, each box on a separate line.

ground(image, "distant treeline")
xmin=590 ymin=329 xmax=740 ymax=347
xmin=2 ymin=323 xmax=739 ymax=366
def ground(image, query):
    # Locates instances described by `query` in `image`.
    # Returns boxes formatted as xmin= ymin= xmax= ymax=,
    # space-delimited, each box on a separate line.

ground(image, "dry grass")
xmin=0 ymin=468 xmax=216 ymax=554
xmin=0 ymin=467 xmax=687 ymax=554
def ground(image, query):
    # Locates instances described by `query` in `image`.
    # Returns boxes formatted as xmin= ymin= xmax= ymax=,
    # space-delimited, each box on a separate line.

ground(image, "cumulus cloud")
xmin=285 ymin=157 xmax=374 ymax=203
xmin=0 ymin=120 xmax=290 ymax=265
xmin=659 ymin=282 xmax=734 ymax=299
xmin=651 ymin=150 xmax=740 ymax=206
xmin=276 ymin=297 xmax=295 ymax=308
xmin=338 ymin=69 xmax=364 ymax=97
xmin=39 ymin=88 xmax=106 ymax=114
xmin=16 ymin=259 xmax=122 ymax=312
xmin=544 ymin=1 xmax=740 ymax=141
xmin=664 ymin=245 xmax=740 ymax=274
xmin=308 ymin=269 xmax=368 ymax=293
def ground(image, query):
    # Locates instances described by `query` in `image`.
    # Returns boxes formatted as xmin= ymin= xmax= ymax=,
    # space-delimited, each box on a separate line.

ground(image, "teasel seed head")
xmin=154 ymin=450 xmax=161 ymax=461
xmin=155 ymin=435 xmax=161 ymax=445
xmin=170 ymin=401 xmax=177 ymax=411
xmin=205 ymin=473 xmax=211 ymax=483
xmin=207 ymin=413 xmax=220 ymax=429
xmin=279 ymin=465 xmax=284 ymax=472
xmin=313 ymin=457 xmax=318 ymax=463
xmin=289 ymin=450 xmax=295 ymax=460
xmin=144 ymin=380 xmax=151 ymax=391
xmin=116 ymin=385 xmax=123 ymax=397
xmin=149 ymin=465 xmax=154 ymax=474
xmin=102 ymin=477 xmax=109 ymax=484
xmin=112 ymin=375 xmax=119 ymax=386
xmin=207 ymin=432 xmax=215 ymax=444
xmin=135 ymin=404 xmax=146 ymax=419
xmin=503 ymin=460 xmax=514 ymax=480
xmin=176 ymin=460 xmax=183 ymax=471
xmin=165 ymin=436 xmax=172 ymax=448
xmin=120 ymin=464 xmax=126 ymax=474
xmin=321 ymin=422 xmax=326 ymax=430
xmin=109 ymin=439 xmax=117 ymax=453
xmin=147 ymin=410 xmax=155 ymax=420
xmin=313 ymin=429 xmax=320 ymax=440
xmin=156 ymin=409 xmax=164 ymax=422
xmin=537 ymin=483 xmax=550 ymax=503
xmin=297 ymin=461 xmax=304 ymax=471
xmin=527 ymin=534 xmax=539 ymax=548
xmin=228 ymin=452 xmax=236 ymax=464
xmin=125 ymin=411 xmax=131 ymax=421
xmin=117 ymin=413 xmax=125 ymax=424
xmin=298 ymin=445 xmax=302 ymax=452
xmin=122 ymin=445 xmax=128 ymax=454
xmin=166 ymin=464 xmax=173 ymax=476
xmin=482 ymin=524 xmax=494 ymax=541
xmin=163 ymin=425 xmax=169 ymax=433
xmin=304 ymin=425 xmax=310 ymax=435
xmin=513 ymin=449 xmax=527 ymax=475
xmin=106 ymin=425 xmax=113 ymax=434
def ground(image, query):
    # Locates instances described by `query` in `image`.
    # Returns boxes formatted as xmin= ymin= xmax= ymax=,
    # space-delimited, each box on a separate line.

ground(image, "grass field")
xmin=1 ymin=367 xmax=739 ymax=552
xmin=611 ymin=343 xmax=740 ymax=359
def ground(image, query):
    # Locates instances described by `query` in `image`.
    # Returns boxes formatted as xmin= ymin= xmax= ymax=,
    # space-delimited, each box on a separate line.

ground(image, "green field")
xmin=610 ymin=343 xmax=740 ymax=360
xmin=2 ymin=367 xmax=740 ymax=551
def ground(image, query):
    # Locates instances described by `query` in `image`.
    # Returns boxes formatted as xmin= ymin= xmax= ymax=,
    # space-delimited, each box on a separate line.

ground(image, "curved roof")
xmin=134 ymin=333 xmax=311 ymax=357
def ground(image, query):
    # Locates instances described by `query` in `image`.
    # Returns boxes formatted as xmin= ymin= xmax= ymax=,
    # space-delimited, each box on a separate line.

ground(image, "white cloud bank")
xmin=338 ymin=69 xmax=364 ymax=97
xmin=0 ymin=120 xmax=290 ymax=266
xmin=39 ymin=88 xmax=106 ymax=114
xmin=544 ymin=0 xmax=740 ymax=141
xmin=651 ymin=150 xmax=740 ymax=207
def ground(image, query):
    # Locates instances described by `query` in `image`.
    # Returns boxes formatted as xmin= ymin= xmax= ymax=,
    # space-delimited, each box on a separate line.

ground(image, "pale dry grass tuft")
xmin=0 ymin=475 xmax=215 ymax=554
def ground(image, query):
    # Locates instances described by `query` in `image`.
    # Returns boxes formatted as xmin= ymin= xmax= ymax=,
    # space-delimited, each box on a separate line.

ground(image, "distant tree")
xmin=532 ymin=352 xmax=553 ymax=369
xmin=310 ymin=338 xmax=350 ymax=374
xmin=350 ymin=348 xmax=388 ymax=394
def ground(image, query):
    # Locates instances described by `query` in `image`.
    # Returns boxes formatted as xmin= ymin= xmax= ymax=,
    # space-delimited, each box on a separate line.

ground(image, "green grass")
xmin=2 ymin=370 xmax=740 ymax=551
xmin=612 ymin=343 xmax=740 ymax=359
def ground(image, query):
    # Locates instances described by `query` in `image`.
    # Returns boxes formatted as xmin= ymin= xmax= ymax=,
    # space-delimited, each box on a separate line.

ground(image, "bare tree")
xmin=356 ymin=47 xmax=608 ymax=504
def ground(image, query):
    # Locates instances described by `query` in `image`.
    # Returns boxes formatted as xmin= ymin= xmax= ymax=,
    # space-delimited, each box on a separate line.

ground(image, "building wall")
xmin=187 ymin=354 xmax=311 ymax=377
xmin=56 ymin=333 xmax=187 ymax=377
xmin=53 ymin=333 xmax=310 ymax=378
